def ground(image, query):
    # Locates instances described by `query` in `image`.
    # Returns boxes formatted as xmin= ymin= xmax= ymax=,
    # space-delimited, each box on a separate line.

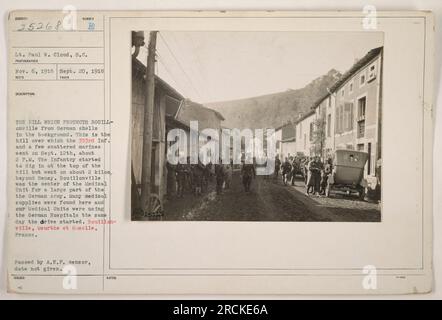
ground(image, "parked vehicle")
xmin=325 ymin=150 xmax=368 ymax=199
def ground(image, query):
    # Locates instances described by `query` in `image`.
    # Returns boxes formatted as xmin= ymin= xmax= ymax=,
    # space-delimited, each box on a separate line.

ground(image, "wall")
xmin=296 ymin=113 xmax=316 ymax=157
xmin=334 ymin=54 xmax=381 ymax=177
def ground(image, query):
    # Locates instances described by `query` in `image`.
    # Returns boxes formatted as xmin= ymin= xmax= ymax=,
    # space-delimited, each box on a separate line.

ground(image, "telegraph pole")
xmin=140 ymin=31 xmax=157 ymax=213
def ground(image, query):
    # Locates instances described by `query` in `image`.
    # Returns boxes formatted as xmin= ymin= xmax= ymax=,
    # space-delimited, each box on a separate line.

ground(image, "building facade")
xmin=332 ymin=47 xmax=382 ymax=179
xmin=280 ymin=122 xmax=297 ymax=160
xmin=292 ymin=46 xmax=382 ymax=182
xmin=295 ymin=111 xmax=316 ymax=157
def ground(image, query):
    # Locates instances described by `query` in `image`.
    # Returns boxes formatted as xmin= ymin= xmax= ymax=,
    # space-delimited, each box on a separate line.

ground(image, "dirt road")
xmin=161 ymin=170 xmax=380 ymax=222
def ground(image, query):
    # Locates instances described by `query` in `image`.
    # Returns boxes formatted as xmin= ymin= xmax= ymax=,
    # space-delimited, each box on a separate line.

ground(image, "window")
xmin=358 ymin=96 xmax=366 ymax=120
xmin=360 ymin=74 xmax=366 ymax=86
xmin=357 ymin=120 xmax=365 ymax=138
xmin=344 ymin=103 xmax=354 ymax=131
xmin=357 ymin=143 xmax=364 ymax=151
xmin=368 ymin=63 xmax=377 ymax=82
xmin=349 ymin=82 xmax=353 ymax=93
xmin=339 ymin=105 xmax=344 ymax=132
xmin=327 ymin=114 xmax=331 ymax=137
xmin=328 ymin=97 xmax=331 ymax=108
xmin=341 ymin=89 xmax=345 ymax=97
xmin=336 ymin=104 xmax=345 ymax=134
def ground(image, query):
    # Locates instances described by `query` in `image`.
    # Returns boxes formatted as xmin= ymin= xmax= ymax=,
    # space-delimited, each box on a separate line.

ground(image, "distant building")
xmin=274 ymin=125 xmax=283 ymax=158
xmin=295 ymin=110 xmax=316 ymax=157
xmin=331 ymin=46 xmax=383 ymax=179
xmin=295 ymin=46 xmax=383 ymax=183
xmin=176 ymin=99 xmax=225 ymax=130
xmin=132 ymin=58 xmax=185 ymax=202
xmin=280 ymin=122 xmax=297 ymax=159
xmin=131 ymin=58 xmax=225 ymax=210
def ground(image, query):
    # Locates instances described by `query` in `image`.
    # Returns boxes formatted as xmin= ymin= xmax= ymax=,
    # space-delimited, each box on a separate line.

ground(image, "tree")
xmin=312 ymin=117 xmax=326 ymax=158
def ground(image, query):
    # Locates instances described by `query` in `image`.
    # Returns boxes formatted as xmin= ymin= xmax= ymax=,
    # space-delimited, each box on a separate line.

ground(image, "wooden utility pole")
xmin=140 ymin=31 xmax=157 ymax=213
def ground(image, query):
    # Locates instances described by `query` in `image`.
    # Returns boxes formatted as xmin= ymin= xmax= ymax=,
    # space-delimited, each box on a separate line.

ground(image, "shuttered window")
xmin=344 ymin=102 xmax=354 ymax=131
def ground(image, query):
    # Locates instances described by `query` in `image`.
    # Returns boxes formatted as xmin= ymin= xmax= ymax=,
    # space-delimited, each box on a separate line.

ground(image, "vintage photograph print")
xmin=131 ymin=31 xmax=383 ymax=222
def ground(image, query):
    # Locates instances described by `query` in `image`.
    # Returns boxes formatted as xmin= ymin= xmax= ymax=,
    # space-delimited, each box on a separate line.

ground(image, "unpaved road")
xmin=160 ymin=171 xmax=381 ymax=222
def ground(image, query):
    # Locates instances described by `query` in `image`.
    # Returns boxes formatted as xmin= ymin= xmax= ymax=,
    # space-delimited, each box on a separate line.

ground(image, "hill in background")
xmin=205 ymin=69 xmax=342 ymax=129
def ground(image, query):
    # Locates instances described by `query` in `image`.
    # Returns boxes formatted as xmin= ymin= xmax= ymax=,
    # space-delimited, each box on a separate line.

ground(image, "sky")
xmin=136 ymin=31 xmax=383 ymax=104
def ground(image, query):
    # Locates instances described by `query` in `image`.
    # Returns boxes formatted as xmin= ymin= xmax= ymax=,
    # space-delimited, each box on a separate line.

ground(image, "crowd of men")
xmin=274 ymin=155 xmax=333 ymax=196
xmin=167 ymin=154 xmax=335 ymax=199
xmin=168 ymin=157 xmax=257 ymax=198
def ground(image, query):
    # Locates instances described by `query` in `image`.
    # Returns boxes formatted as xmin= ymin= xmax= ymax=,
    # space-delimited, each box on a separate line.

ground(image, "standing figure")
xmin=215 ymin=161 xmax=225 ymax=194
xmin=281 ymin=158 xmax=292 ymax=186
xmin=306 ymin=157 xmax=317 ymax=195
xmin=314 ymin=157 xmax=323 ymax=195
xmin=303 ymin=157 xmax=310 ymax=185
xmin=175 ymin=161 xmax=187 ymax=198
xmin=224 ymin=163 xmax=233 ymax=189
xmin=274 ymin=155 xmax=281 ymax=179
xmin=320 ymin=158 xmax=333 ymax=195
xmin=166 ymin=162 xmax=176 ymax=199
xmin=202 ymin=163 xmax=210 ymax=193
xmin=241 ymin=161 xmax=256 ymax=192
xmin=184 ymin=156 xmax=193 ymax=193
xmin=290 ymin=157 xmax=299 ymax=186
xmin=192 ymin=161 xmax=205 ymax=196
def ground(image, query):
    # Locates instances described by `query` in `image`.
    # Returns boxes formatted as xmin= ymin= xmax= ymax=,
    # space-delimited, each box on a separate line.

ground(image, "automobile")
xmin=325 ymin=149 xmax=368 ymax=199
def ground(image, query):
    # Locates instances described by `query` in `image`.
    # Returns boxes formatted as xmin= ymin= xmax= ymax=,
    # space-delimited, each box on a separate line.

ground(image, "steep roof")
xmin=329 ymin=46 xmax=383 ymax=92
xmin=181 ymin=100 xmax=225 ymax=121
xmin=132 ymin=57 xmax=184 ymax=102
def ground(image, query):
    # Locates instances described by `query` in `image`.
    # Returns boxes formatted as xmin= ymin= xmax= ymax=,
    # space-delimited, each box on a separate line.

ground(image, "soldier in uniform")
xmin=241 ymin=159 xmax=256 ymax=192
xmin=274 ymin=155 xmax=281 ymax=179
xmin=224 ymin=161 xmax=233 ymax=190
xmin=320 ymin=158 xmax=333 ymax=195
xmin=314 ymin=156 xmax=323 ymax=195
xmin=175 ymin=160 xmax=187 ymax=198
xmin=290 ymin=157 xmax=299 ymax=186
xmin=215 ymin=159 xmax=225 ymax=195
xmin=185 ymin=156 xmax=193 ymax=193
xmin=192 ymin=160 xmax=205 ymax=196
xmin=281 ymin=157 xmax=292 ymax=186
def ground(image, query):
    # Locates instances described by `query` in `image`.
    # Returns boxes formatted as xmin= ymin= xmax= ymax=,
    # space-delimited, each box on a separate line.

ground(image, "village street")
xmin=160 ymin=170 xmax=381 ymax=222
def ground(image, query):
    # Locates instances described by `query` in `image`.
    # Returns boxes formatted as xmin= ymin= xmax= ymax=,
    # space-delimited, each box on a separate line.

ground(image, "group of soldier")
xmin=169 ymin=157 xmax=237 ymax=198
xmin=168 ymin=153 xmax=335 ymax=199
xmin=168 ymin=156 xmax=259 ymax=198
xmin=274 ymin=154 xmax=333 ymax=196
xmin=171 ymin=158 xmax=231 ymax=198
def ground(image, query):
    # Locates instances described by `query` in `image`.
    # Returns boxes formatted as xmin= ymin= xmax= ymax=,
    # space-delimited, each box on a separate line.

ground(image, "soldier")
xmin=215 ymin=159 xmax=225 ymax=195
xmin=303 ymin=157 xmax=310 ymax=185
xmin=290 ymin=157 xmax=299 ymax=186
xmin=241 ymin=160 xmax=256 ymax=192
xmin=274 ymin=155 xmax=281 ymax=179
xmin=224 ymin=161 xmax=233 ymax=190
xmin=166 ymin=162 xmax=176 ymax=199
xmin=175 ymin=160 xmax=186 ymax=198
xmin=202 ymin=162 xmax=210 ymax=193
xmin=314 ymin=156 xmax=323 ymax=195
xmin=320 ymin=158 xmax=333 ymax=195
xmin=185 ymin=156 xmax=193 ymax=193
xmin=281 ymin=157 xmax=292 ymax=186
xmin=192 ymin=160 xmax=205 ymax=196
xmin=306 ymin=157 xmax=316 ymax=195
xmin=206 ymin=161 xmax=213 ymax=183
